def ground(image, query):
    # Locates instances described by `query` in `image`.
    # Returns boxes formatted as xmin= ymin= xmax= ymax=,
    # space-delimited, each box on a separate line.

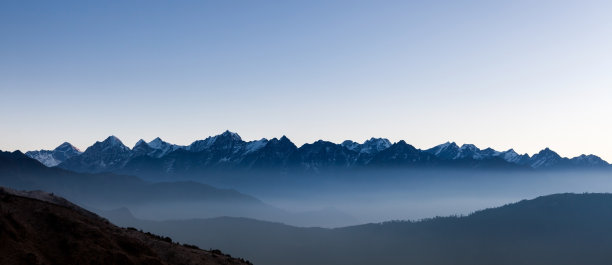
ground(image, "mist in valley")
xmin=111 ymin=169 xmax=612 ymax=227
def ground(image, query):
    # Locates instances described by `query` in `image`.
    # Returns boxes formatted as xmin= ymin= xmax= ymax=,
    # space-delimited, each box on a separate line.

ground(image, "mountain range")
xmin=24 ymin=131 xmax=610 ymax=179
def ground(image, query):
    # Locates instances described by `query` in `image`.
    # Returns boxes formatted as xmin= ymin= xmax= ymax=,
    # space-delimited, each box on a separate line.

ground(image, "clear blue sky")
xmin=1 ymin=0 xmax=611 ymax=160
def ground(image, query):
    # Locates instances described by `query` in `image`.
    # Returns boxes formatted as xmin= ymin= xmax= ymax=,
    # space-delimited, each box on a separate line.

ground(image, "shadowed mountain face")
xmin=0 ymin=187 xmax=252 ymax=265
xmin=103 ymin=193 xmax=612 ymax=265
xmin=21 ymin=131 xmax=605 ymax=180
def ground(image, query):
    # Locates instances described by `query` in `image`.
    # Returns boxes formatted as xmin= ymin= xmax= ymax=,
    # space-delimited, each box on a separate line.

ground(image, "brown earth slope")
xmin=0 ymin=187 xmax=252 ymax=265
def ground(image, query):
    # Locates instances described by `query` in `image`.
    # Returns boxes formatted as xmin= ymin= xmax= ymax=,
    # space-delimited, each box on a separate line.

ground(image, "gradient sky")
xmin=1 ymin=0 xmax=611 ymax=161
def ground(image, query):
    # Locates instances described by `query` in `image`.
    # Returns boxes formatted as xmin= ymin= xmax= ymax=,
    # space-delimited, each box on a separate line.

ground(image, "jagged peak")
xmin=12 ymin=150 xmax=24 ymax=155
xmin=219 ymin=130 xmax=242 ymax=141
xmin=148 ymin=137 xmax=169 ymax=149
xmin=395 ymin=140 xmax=408 ymax=145
xmin=88 ymin=135 xmax=129 ymax=152
xmin=434 ymin=141 xmax=458 ymax=149
xmin=341 ymin=140 xmax=360 ymax=151
xmin=535 ymin=147 xmax=559 ymax=156
xmin=363 ymin=137 xmax=391 ymax=145
xmin=271 ymin=135 xmax=297 ymax=149
xmin=279 ymin=135 xmax=291 ymax=142
xmin=133 ymin=139 xmax=148 ymax=149
xmin=571 ymin=154 xmax=606 ymax=163
xmin=103 ymin=135 xmax=123 ymax=145
xmin=55 ymin=142 xmax=81 ymax=153
xmin=426 ymin=141 xmax=459 ymax=156
xmin=341 ymin=140 xmax=357 ymax=145
xmin=312 ymin=139 xmax=334 ymax=145
xmin=460 ymin=143 xmax=479 ymax=150
xmin=501 ymin=148 xmax=521 ymax=156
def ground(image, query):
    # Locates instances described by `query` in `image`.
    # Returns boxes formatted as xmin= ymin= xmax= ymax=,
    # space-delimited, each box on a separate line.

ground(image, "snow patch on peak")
xmin=501 ymin=148 xmax=518 ymax=158
xmin=26 ymin=141 xmax=82 ymax=167
xmin=341 ymin=140 xmax=360 ymax=152
xmin=435 ymin=141 xmax=454 ymax=149
xmin=570 ymin=154 xmax=609 ymax=166
xmin=220 ymin=130 xmax=242 ymax=141
xmin=360 ymin=138 xmax=391 ymax=154
xmin=148 ymin=137 xmax=165 ymax=149
xmin=25 ymin=151 xmax=60 ymax=167
xmin=141 ymin=137 xmax=184 ymax=157
xmin=187 ymin=131 xmax=244 ymax=152
xmin=460 ymin=144 xmax=478 ymax=150
xmin=245 ymin=138 xmax=268 ymax=154
xmin=436 ymin=141 xmax=458 ymax=151
xmin=92 ymin=136 xmax=130 ymax=153
xmin=529 ymin=148 xmax=563 ymax=168
xmin=426 ymin=141 xmax=459 ymax=157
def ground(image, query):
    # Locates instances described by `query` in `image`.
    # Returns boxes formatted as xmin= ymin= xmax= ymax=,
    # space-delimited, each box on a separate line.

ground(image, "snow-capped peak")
xmin=425 ymin=141 xmax=460 ymax=159
xmin=244 ymin=138 xmax=268 ymax=154
xmin=187 ymin=131 xmax=244 ymax=152
xmin=570 ymin=154 xmax=609 ymax=167
xmin=148 ymin=137 xmax=165 ymax=149
xmin=138 ymin=137 xmax=184 ymax=157
xmin=341 ymin=140 xmax=360 ymax=152
xmin=25 ymin=141 xmax=82 ymax=167
xmin=434 ymin=141 xmax=454 ymax=150
xmin=498 ymin=148 xmax=520 ymax=161
xmin=460 ymin=144 xmax=478 ymax=150
xmin=103 ymin=135 xmax=124 ymax=146
xmin=431 ymin=142 xmax=459 ymax=155
xmin=91 ymin=136 xmax=130 ymax=153
xmin=360 ymin=138 xmax=392 ymax=154
xmin=55 ymin=142 xmax=81 ymax=153
xmin=530 ymin=148 xmax=563 ymax=168
xmin=220 ymin=130 xmax=242 ymax=141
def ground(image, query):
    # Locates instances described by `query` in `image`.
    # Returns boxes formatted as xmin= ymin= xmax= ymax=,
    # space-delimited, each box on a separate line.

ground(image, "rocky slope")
xmin=0 ymin=186 xmax=252 ymax=265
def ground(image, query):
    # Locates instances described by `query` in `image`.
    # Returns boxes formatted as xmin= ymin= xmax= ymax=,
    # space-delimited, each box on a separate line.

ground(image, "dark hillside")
xmin=104 ymin=193 xmax=612 ymax=265
xmin=0 ymin=186 xmax=252 ymax=265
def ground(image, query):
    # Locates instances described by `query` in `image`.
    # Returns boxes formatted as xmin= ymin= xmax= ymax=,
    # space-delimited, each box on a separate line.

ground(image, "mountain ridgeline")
xmin=26 ymin=131 xmax=610 ymax=180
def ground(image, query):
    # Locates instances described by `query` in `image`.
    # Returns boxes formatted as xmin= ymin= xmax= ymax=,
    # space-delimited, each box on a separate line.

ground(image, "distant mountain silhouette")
xmin=103 ymin=193 xmax=612 ymax=265
xmin=0 ymin=186 xmax=251 ymax=265
xmin=20 ymin=131 xmax=610 ymax=179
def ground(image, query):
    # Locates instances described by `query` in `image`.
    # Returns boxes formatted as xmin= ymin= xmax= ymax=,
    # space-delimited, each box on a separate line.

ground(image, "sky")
xmin=1 ymin=0 xmax=611 ymax=161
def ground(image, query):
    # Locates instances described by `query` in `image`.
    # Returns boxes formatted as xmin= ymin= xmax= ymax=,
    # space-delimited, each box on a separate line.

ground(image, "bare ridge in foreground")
xmin=0 ymin=186 xmax=253 ymax=265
